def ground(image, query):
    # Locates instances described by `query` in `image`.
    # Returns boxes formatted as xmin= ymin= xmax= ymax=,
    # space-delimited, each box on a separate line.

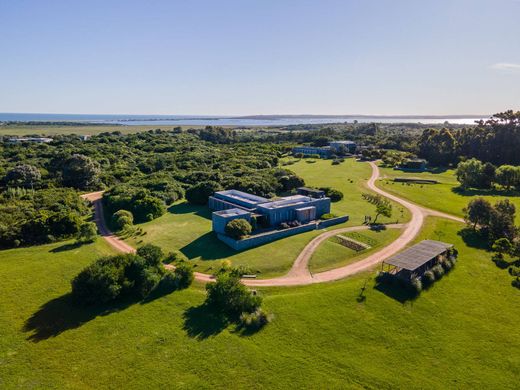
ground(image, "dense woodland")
xmin=0 ymin=110 xmax=519 ymax=249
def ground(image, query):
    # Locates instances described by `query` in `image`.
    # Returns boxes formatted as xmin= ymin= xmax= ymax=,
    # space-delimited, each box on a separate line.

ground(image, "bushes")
xmin=70 ymin=244 xmax=193 ymax=305
xmin=104 ymin=186 xmax=166 ymax=223
xmin=423 ymin=270 xmax=436 ymax=286
xmin=112 ymin=210 xmax=134 ymax=230
xmin=186 ymin=181 xmax=223 ymax=205
xmin=205 ymin=271 xmax=262 ymax=319
xmin=319 ymin=187 xmax=344 ymax=202
xmin=239 ymin=309 xmax=271 ymax=330
xmin=225 ymin=218 xmax=252 ymax=239
xmin=432 ymin=264 xmax=445 ymax=279
xmin=77 ymin=222 xmax=97 ymax=243
xmin=280 ymin=220 xmax=301 ymax=229
xmin=320 ymin=213 xmax=337 ymax=220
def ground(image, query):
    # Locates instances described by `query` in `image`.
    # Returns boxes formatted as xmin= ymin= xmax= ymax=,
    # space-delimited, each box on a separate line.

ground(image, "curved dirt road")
xmin=83 ymin=162 xmax=464 ymax=287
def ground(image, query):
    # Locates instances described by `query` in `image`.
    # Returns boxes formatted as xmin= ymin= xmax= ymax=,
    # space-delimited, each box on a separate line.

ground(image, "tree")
xmin=173 ymin=261 xmax=194 ymax=289
xmin=186 ymin=181 xmax=223 ymax=205
xmin=112 ymin=210 xmax=134 ymax=230
xmin=205 ymin=271 xmax=262 ymax=318
xmin=133 ymin=196 xmax=165 ymax=222
xmin=464 ymin=197 xmax=493 ymax=229
xmin=5 ymin=164 xmax=41 ymax=189
xmin=456 ymin=159 xmax=484 ymax=189
xmin=320 ymin=187 xmax=344 ymax=202
xmin=480 ymin=162 xmax=496 ymax=189
xmin=225 ymin=219 xmax=252 ymax=239
xmin=62 ymin=154 xmax=101 ymax=190
xmin=362 ymin=193 xmax=392 ymax=223
xmin=489 ymin=199 xmax=516 ymax=241
xmin=136 ymin=244 xmax=164 ymax=267
xmin=77 ymin=222 xmax=97 ymax=243
xmin=492 ymin=238 xmax=512 ymax=258
xmin=495 ymin=165 xmax=520 ymax=190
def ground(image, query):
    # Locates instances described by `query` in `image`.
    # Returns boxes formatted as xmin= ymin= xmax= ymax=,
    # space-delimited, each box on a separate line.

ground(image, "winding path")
xmin=82 ymin=162 xmax=464 ymax=287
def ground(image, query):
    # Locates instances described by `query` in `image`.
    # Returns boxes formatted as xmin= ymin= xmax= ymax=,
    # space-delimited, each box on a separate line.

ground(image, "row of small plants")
xmin=376 ymin=252 xmax=458 ymax=297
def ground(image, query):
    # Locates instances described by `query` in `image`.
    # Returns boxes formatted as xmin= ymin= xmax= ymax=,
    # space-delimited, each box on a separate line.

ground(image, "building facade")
xmin=292 ymin=140 xmax=356 ymax=158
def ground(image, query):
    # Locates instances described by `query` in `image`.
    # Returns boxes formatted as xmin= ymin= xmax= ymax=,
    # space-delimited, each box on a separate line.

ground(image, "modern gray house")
xmin=209 ymin=189 xmax=331 ymax=229
xmin=292 ymin=140 xmax=356 ymax=158
xmin=209 ymin=188 xmax=348 ymax=250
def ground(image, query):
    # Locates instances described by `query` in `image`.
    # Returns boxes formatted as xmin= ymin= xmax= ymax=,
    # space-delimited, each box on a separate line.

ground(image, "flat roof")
xmin=298 ymin=187 xmax=324 ymax=194
xmin=258 ymin=195 xmax=313 ymax=209
xmin=215 ymin=189 xmax=269 ymax=205
xmin=330 ymin=140 xmax=355 ymax=144
xmin=383 ymin=240 xmax=453 ymax=271
xmin=213 ymin=208 xmax=250 ymax=217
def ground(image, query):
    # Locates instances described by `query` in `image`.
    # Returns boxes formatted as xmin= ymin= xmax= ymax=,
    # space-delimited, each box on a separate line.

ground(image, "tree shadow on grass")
xmin=49 ymin=242 xmax=83 ymax=253
xmin=182 ymin=304 xmax=228 ymax=340
xmin=457 ymin=227 xmax=490 ymax=250
xmin=180 ymin=232 xmax=237 ymax=260
xmin=451 ymin=186 xmax=520 ymax=197
xmin=373 ymin=283 xmax=418 ymax=304
xmin=24 ymin=285 xmax=177 ymax=342
xmin=23 ymin=293 xmax=136 ymax=342
xmin=168 ymin=202 xmax=212 ymax=220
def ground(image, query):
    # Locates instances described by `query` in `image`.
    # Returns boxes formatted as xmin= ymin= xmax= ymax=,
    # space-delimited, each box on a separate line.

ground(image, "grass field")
xmin=309 ymin=227 xmax=403 ymax=273
xmin=0 ymin=124 xmax=239 ymax=136
xmin=378 ymin=165 xmax=520 ymax=223
xmin=123 ymin=159 xmax=411 ymax=277
xmin=1 ymin=217 xmax=519 ymax=389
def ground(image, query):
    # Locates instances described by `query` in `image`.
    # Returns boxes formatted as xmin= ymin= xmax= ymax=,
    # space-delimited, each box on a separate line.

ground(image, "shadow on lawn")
xmin=49 ymin=242 xmax=83 ymax=253
xmin=451 ymin=186 xmax=519 ymax=197
xmin=457 ymin=227 xmax=490 ymax=250
xmin=24 ymin=286 xmax=177 ymax=342
xmin=180 ymin=232 xmax=237 ymax=260
xmin=23 ymin=293 xmax=135 ymax=342
xmin=374 ymin=283 xmax=418 ymax=304
xmin=168 ymin=202 xmax=212 ymax=220
xmin=182 ymin=304 xmax=228 ymax=340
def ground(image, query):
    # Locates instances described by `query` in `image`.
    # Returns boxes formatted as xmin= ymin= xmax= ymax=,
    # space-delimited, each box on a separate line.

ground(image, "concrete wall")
xmin=217 ymin=223 xmax=317 ymax=251
xmin=317 ymin=215 xmax=349 ymax=229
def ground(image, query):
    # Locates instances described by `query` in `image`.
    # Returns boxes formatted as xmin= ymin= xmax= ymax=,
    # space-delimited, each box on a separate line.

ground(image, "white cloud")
xmin=491 ymin=62 xmax=520 ymax=72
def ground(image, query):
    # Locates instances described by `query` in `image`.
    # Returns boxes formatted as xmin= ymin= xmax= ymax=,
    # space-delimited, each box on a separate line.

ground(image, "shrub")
xmin=138 ymin=268 xmax=163 ymax=298
xmin=320 ymin=187 xmax=344 ymax=202
xmin=133 ymin=196 xmax=165 ymax=222
xmin=112 ymin=210 xmax=134 ymax=230
xmin=441 ymin=259 xmax=453 ymax=272
xmin=186 ymin=181 xmax=223 ymax=205
xmin=410 ymin=277 xmax=422 ymax=293
xmin=173 ymin=261 xmax=194 ymax=289
xmin=205 ymin=272 xmax=262 ymax=318
xmin=77 ymin=222 xmax=97 ymax=243
xmin=164 ymin=250 xmax=188 ymax=264
xmin=136 ymin=244 xmax=164 ymax=267
xmin=320 ymin=213 xmax=337 ymax=220
xmin=423 ymin=270 xmax=436 ymax=286
xmin=432 ymin=264 xmax=445 ymax=279
xmin=512 ymin=278 xmax=520 ymax=289
xmin=239 ymin=309 xmax=271 ymax=330
xmin=225 ymin=218 xmax=252 ymax=239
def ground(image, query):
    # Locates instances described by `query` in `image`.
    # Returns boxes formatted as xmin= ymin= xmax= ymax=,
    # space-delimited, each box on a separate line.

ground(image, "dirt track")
xmin=83 ymin=162 xmax=464 ymax=287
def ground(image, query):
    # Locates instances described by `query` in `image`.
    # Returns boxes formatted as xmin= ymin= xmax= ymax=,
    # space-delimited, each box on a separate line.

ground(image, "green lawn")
xmin=309 ymin=227 xmax=403 ymax=273
xmin=122 ymin=158 xmax=410 ymax=277
xmin=1 ymin=217 xmax=519 ymax=389
xmin=378 ymin=165 xmax=520 ymax=223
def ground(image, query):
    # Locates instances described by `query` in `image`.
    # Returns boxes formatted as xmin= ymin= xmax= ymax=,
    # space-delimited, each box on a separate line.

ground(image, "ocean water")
xmin=0 ymin=113 xmax=486 ymax=126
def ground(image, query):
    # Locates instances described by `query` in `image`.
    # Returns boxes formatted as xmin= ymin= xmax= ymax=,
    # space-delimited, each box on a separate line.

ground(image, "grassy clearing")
xmin=1 ymin=217 xmax=519 ymax=388
xmin=0 ymin=124 xmax=237 ymax=136
xmin=288 ymin=158 xmax=411 ymax=225
xmin=309 ymin=227 xmax=403 ymax=273
xmin=123 ymin=158 xmax=409 ymax=277
xmin=378 ymin=165 xmax=520 ymax=223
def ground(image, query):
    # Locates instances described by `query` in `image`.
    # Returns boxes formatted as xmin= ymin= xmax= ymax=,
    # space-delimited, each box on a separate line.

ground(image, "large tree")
xmin=5 ymin=164 xmax=41 ymax=189
xmin=62 ymin=154 xmax=101 ymax=190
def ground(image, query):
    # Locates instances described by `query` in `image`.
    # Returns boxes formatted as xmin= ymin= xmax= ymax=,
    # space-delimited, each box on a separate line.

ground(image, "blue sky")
xmin=1 ymin=0 xmax=519 ymax=115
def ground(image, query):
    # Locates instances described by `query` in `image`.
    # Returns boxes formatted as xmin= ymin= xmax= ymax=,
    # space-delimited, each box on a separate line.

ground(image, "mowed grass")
xmin=1 ymin=217 xmax=519 ymax=389
xmin=288 ymin=158 xmax=411 ymax=224
xmin=124 ymin=158 xmax=409 ymax=277
xmin=378 ymin=165 xmax=520 ymax=223
xmin=309 ymin=227 xmax=402 ymax=273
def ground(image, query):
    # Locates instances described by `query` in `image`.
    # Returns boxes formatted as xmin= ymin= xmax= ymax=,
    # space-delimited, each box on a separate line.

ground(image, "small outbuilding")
xmin=381 ymin=240 xmax=454 ymax=281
